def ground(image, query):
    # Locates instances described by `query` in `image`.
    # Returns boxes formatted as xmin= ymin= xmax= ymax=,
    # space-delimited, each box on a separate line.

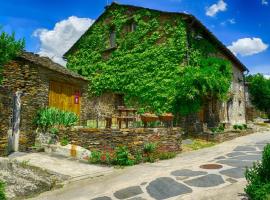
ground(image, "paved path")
xmin=10 ymin=152 xmax=113 ymax=181
xmin=30 ymin=131 xmax=270 ymax=200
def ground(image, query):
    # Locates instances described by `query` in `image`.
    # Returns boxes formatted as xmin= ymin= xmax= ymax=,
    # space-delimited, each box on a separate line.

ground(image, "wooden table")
xmin=117 ymin=107 xmax=137 ymax=129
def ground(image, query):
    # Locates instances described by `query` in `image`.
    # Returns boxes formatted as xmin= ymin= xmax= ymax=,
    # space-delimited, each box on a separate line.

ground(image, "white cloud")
xmin=264 ymin=74 xmax=270 ymax=79
xmin=262 ymin=0 xmax=268 ymax=5
xmin=227 ymin=37 xmax=268 ymax=56
xmin=206 ymin=0 xmax=227 ymax=17
xmin=33 ymin=16 xmax=94 ymax=66
xmin=221 ymin=18 xmax=236 ymax=26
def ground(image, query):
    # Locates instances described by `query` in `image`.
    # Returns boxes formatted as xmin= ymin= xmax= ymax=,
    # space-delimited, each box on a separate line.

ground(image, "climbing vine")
xmin=67 ymin=4 xmax=232 ymax=115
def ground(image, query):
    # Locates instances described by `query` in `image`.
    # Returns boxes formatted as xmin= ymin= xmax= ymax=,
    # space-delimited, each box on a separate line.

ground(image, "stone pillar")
xmin=10 ymin=91 xmax=23 ymax=152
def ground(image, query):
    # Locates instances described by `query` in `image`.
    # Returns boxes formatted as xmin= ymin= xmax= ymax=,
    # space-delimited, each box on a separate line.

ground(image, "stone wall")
xmin=58 ymin=127 xmax=182 ymax=153
xmin=2 ymin=58 xmax=90 ymax=151
xmin=3 ymin=60 xmax=43 ymax=151
xmin=0 ymin=87 xmax=13 ymax=155
xmin=82 ymin=93 xmax=124 ymax=120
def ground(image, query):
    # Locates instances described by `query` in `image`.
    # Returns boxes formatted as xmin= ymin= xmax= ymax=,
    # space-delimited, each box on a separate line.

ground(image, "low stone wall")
xmin=58 ymin=128 xmax=182 ymax=153
xmin=0 ymin=87 xmax=13 ymax=156
xmin=191 ymin=129 xmax=255 ymax=143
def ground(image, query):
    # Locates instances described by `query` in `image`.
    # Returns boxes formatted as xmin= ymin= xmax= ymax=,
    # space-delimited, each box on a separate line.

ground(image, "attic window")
xmin=109 ymin=29 xmax=116 ymax=48
xmin=127 ymin=22 xmax=137 ymax=32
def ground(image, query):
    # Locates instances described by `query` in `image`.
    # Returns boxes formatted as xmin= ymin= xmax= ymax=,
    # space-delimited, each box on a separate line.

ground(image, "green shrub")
xmin=0 ymin=181 xmax=6 ymax=200
xmin=238 ymin=125 xmax=243 ymax=130
xmin=60 ymin=137 xmax=69 ymax=146
xmin=134 ymin=150 xmax=143 ymax=164
xmin=245 ymin=144 xmax=270 ymax=200
xmin=210 ymin=124 xmax=225 ymax=134
xmin=34 ymin=107 xmax=78 ymax=130
xmin=158 ymin=152 xmax=177 ymax=160
xmin=143 ymin=143 xmax=157 ymax=154
xmin=233 ymin=125 xmax=238 ymax=130
xmin=49 ymin=127 xmax=59 ymax=135
xmin=115 ymin=146 xmax=134 ymax=166
xmin=243 ymin=124 xmax=248 ymax=129
xmin=89 ymin=150 xmax=102 ymax=164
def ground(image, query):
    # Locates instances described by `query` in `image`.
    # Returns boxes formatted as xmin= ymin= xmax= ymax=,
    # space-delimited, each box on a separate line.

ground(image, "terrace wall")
xmin=58 ymin=127 xmax=182 ymax=153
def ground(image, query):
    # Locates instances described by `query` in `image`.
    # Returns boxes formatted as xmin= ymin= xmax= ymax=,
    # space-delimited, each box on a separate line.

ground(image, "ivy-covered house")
xmin=64 ymin=3 xmax=248 ymax=132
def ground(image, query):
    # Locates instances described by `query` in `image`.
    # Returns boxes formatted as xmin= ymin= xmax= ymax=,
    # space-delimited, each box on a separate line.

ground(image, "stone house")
xmin=64 ymin=3 xmax=248 ymax=132
xmin=1 ymin=52 xmax=90 ymax=151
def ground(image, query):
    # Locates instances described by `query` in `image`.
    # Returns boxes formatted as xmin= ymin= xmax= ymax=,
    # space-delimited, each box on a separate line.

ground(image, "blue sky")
xmin=0 ymin=0 xmax=269 ymax=75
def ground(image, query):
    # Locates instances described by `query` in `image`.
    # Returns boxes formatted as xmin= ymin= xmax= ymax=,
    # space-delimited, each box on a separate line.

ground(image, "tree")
xmin=0 ymin=28 xmax=25 ymax=84
xmin=247 ymin=74 xmax=270 ymax=118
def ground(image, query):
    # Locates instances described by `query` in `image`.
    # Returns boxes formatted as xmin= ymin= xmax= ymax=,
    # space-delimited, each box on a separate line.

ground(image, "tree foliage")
xmin=67 ymin=5 xmax=232 ymax=115
xmin=0 ymin=28 xmax=25 ymax=83
xmin=247 ymin=74 xmax=270 ymax=118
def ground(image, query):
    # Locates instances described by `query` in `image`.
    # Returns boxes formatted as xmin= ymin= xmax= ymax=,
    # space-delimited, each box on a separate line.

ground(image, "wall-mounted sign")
xmin=74 ymin=91 xmax=80 ymax=104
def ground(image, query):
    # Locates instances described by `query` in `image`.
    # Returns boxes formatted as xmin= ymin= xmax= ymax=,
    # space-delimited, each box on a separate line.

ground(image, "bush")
xmin=115 ymin=146 xmax=134 ymax=166
xmin=143 ymin=143 xmax=157 ymax=154
xmin=211 ymin=124 xmax=225 ymax=134
xmin=233 ymin=124 xmax=246 ymax=131
xmin=245 ymin=144 xmax=270 ymax=200
xmin=157 ymin=152 xmax=177 ymax=160
xmin=60 ymin=137 xmax=69 ymax=146
xmin=0 ymin=181 xmax=6 ymax=200
xmin=34 ymin=107 xmax=78 ymax=130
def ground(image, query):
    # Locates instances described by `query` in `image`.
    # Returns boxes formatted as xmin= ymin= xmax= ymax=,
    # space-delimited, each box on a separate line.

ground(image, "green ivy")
xmin=67 ymin=5 xmax=232 ymax=115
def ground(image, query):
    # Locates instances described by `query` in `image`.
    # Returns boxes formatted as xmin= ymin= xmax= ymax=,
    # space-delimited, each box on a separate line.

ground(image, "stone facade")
xmin=64 ymin=3 xmax=248 ymax=133
xmin=2 ymin=52 xmax=90 ymax=151
xmin=0 ymin=86 xmax=13 ymax=155
xmin=58 ymin=127 xmax=182 ymax=153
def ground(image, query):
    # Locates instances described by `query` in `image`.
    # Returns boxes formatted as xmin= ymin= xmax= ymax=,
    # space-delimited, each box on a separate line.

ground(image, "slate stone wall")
xmin=2 ymin=59 xmax=90 ymax=151
xmin=0 ymin=87 xmax=13 ymax=155
xmin=58 ymin=127 xmax=182 ymax=153
xmin=2 ymin=60 xmax=44 ymax=151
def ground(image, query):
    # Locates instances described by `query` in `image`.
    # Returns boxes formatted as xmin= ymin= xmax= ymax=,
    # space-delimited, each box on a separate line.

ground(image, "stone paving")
xmin=91 ymin=140 xmax=267 ymax=200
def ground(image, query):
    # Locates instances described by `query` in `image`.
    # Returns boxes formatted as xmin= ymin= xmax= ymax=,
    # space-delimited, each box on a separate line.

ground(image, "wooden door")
xmin=49 ymin=81 xmax=81 ymax=116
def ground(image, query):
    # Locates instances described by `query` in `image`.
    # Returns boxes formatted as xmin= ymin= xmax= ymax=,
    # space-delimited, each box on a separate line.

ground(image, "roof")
xmin=18 ymin=52 xmax=88 ymax=81
xmin=64 ymin=2 xmax=248 ymax=72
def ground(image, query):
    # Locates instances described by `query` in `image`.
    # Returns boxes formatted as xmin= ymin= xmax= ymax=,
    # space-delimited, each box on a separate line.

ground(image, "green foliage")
xmin=49 ymin=127 xmax=59 ymax=135
xmin=247 ymin=74 xmax=270 ymax=118
xmin=67 ymin=5 xmax=232 ymax=116
xmin=34 ymin=107 xmax=79 ymax=130
xmin=143 ymin=142 xmax=157 ymax=154
xmin=233 ymin=124 xmax=247 ymax=131
xmin=245 ymin=144 xmax=270 ymax=200
xmin=211 ymin=124 xmax=225 ymax=134
xmin=0 ymin=181 xmax=6 ymax=200
xmin=89 ymin=150 xmax=102 ymax=164
xmin=60 ymin=136 xmax=69 ymax=146
xmin=0 ymin=28 xmax=25 ymax=84
xmin=157 ymin=152 xmax=177 ymax=160
xmin=115 ymin=146 xmax=135 ymax=166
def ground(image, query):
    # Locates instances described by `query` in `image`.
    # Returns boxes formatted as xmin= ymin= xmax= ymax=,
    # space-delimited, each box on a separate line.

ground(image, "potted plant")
xmin=158 ymin=113 xmax=174 ymax=122
xmin=140 ymin=112 xmax=159 ymax=122
xmin=140 ymin=112 xmax=158 ymax=128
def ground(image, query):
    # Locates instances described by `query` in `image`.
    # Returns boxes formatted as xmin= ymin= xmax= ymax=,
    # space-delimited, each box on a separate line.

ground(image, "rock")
xmin=0 ymin=157 xmax=66 ymax=199
xmin=146 ymin=177 xmax=192 ymax=200
xmin=114 ymin=186 xmax=143 ymax=199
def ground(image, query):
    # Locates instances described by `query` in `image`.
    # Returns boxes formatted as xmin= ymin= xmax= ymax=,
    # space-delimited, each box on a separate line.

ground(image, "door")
xmin=49 ymin=81 xmax=81 ymax=116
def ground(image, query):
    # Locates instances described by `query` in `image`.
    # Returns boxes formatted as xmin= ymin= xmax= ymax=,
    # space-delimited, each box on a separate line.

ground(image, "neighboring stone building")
xmin=1 ymin=52 xmax=89 ymax=151
xmin=64 ymin=3 xmax=248 ymax=132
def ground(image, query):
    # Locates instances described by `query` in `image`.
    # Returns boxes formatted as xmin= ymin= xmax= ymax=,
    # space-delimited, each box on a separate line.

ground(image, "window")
xmin=109 ymin=30 xmax=116 ymax=48
xmin=127 ymin=22 xmax=137 ymax=32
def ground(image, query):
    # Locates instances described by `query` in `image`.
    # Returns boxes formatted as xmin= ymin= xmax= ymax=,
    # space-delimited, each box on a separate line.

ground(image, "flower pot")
xmin=159 ymin=114 xmax=174 ymax=122
xmin=140 ymin=114 xmax=158 ymax=123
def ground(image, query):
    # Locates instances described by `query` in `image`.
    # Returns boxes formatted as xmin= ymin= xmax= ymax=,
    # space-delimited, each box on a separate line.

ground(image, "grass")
xmin=182 ymin=138 xmax=216 ymax=152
